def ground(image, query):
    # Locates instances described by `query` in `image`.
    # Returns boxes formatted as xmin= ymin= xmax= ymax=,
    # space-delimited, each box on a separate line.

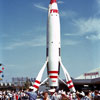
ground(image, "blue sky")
xmin=0 ymin=0 xmax=100 ymax=82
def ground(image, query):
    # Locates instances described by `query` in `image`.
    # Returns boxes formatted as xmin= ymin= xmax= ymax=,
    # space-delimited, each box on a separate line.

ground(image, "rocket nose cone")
xmin=50 ymin=0 xmax=57 ymax=4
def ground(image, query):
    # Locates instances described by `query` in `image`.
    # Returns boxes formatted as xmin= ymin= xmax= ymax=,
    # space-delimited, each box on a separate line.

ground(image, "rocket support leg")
xmin=58 ymin=77 xmax=67 ymax=86
xmin=33 ymin=60 xmax=48 ymax=91
xmin=40 ymin=77 xmax=48 ymax=86
xmin=59 ymin=58 xmax=76 ymax=93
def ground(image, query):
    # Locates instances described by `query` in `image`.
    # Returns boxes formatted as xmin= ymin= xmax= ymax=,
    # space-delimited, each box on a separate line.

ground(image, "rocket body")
xmin=47 ymin=0 xmax=60 ymax=87
xmin=33 ymin=0 xmax=76 ymax=92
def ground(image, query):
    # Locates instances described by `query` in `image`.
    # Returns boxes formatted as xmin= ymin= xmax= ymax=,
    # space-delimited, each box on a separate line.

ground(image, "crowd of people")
xmin=0 ymin=87 xmax=100 ymax=100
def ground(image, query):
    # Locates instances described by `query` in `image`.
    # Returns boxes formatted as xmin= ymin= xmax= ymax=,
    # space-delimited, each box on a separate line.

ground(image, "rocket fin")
xmin=33 ymin=60 xmax=48 ymax=91
xmin=40 ymin=77 xmax=48 ymax=85
xmin=59 ymin=58 xmax=76 ymax=93
xmin=58 ymin=77 xmax=67 ymax=86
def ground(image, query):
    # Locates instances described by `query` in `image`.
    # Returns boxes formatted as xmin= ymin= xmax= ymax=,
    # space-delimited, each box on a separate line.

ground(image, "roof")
xmin=73 ymin=77 xmax=100 ymax=85
xmin=76 ymin=67 xmax=100 ymax=79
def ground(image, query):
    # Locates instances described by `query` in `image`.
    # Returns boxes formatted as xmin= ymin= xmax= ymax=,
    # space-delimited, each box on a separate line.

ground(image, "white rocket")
xmin=33 ymin=0 xmax=76 ymax=92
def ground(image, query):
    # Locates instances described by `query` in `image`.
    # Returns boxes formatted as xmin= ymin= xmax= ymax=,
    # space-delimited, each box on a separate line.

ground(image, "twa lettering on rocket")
xmin=33 ymin=0 xmax=76 ymax=92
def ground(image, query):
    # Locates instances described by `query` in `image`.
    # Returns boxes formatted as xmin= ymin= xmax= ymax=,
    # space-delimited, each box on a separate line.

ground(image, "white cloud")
xmin=63 ymin=17 xmax=100 ymax=41
xmin=86 ymin=34 xmax=100 ymax=40
xmin=69 ymin=18 xmax=100 ymax=40
xmin=64 ymin=33 xmax=79 ymax=36
xmin=58 ymin=1 xmax=64 ymax=4
xmin=6 ymin=64 xmax=16 ymax=67
xmin=96 ymin=0 xmax=100 ymax=10
xmin=34 ymin=4 xmax=48 ymax=11
xmin=75 ymin=18 xmax=100 ymax=33
xmin=62 ymin=40 xmax=80 ymax=46
xmin=60 ymin=10 xmax=77 ymax=18
xmin=4 ymin=36 xmax=46 ymax=50
xmin=93 ymin=0 xmax=100 ymax=17
xmin=63 ymin=0 xmax=100 ymax=42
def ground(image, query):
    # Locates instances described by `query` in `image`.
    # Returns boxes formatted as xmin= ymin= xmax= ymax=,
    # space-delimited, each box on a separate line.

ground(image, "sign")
xmin=84 ymin=72 xmax=99 ymax=76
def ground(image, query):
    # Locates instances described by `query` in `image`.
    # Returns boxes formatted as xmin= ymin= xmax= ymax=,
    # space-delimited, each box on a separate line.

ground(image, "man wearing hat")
xmin=25 ymin=86 xmax=37 ymax=100
xmin=94 ymin=90 xmax=100 ymax=100
xmin=48 ymin=88 xmax=60 ymax=100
